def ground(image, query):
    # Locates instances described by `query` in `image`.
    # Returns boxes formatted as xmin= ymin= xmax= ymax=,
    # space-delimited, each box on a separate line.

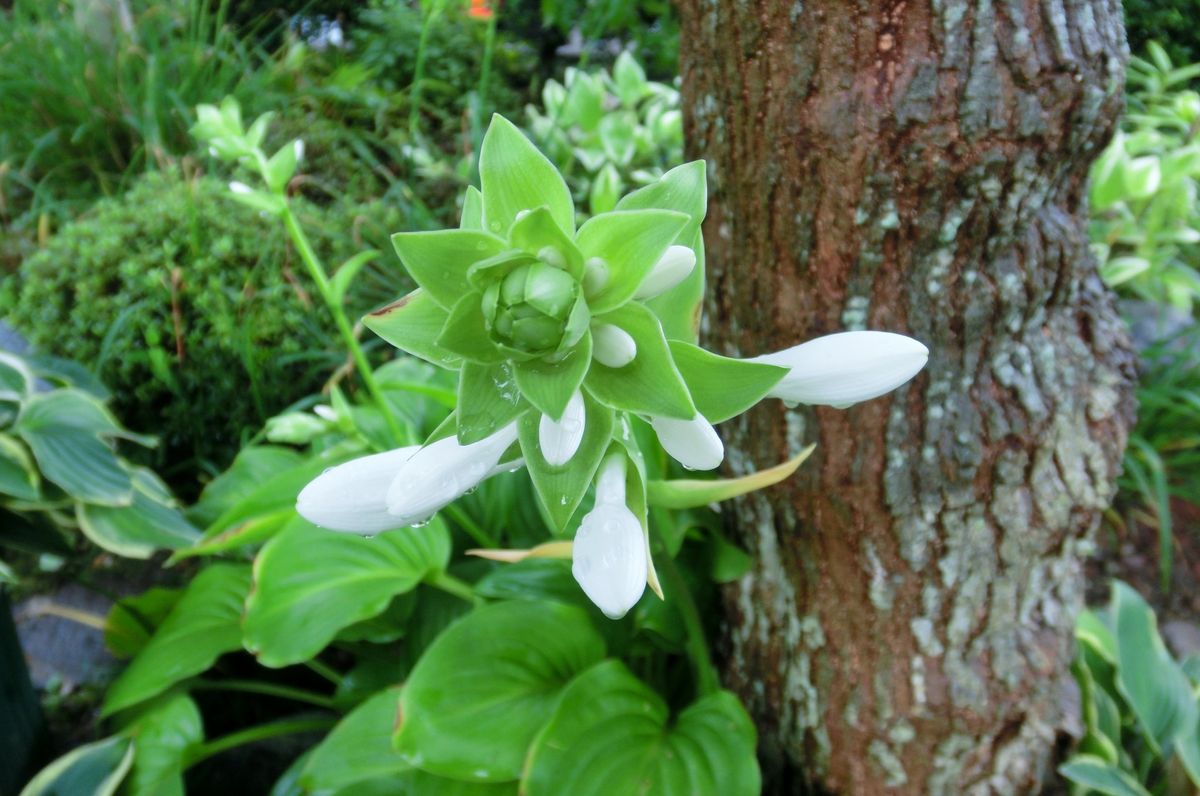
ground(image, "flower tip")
xmin=650 ymin=413 xmax=724 ymax=471
xmin=759 ymin=331 xmax=929 ymax=408
xmin=633 ymin=245 xmax=697 ymax=299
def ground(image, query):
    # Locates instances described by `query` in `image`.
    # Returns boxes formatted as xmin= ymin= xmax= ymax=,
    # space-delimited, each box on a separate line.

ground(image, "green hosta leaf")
xmin=396 ymin=601 xmax=606 ymax=782
xmin=392 ymin=230 xmax=508 ymax=309
xmin=519 ymin=393 xmax=614 ymax=533
xmin=436 ymin=293 xmax=506 ymax=364
xmin=457 ymin=362 xmax=526 ymax=444
xmin=575 ymin=209 xmax=689 ymax=313
xmin=513 ymin=332 xmax=593 ymax=421
xmin=589 ymin=164 xmax=622 ymax=216
xmin=1124 ymin=155 xmax=1162 ymax=200
xmin=121 ymin=694 xmax=204 ymax=796
xmin=243 ymin=521 xmax=451 ymax=667
xmin=508 ymin=206 xmax=584 ymax=278
xmin=15 ymin=390 xmax=144 ymax=505
xmin=1058 ymin=755 xmax=1152 ymax=796
xmin=564 ymin=72 xmax=604 ymax=131
xmin=103 ymin=564 xmax=251 ymax=716
xmin=613 ymin=52 xmax=648 ymax=107
xmin=1112 ymin=580 xmax=1198 ymax=753
xmin=105 ymin=587 xmax=183 ymax=660
xmin=20 ymin=735 xmax=134 ymax=796
xmin=523 ymin=660 xmax=760 ymax=796
xmin=264 ymin=412 xmax=331 ymax=445
xmin=1076 ymin=608 xmax=1117 ymax=664
xmin=474 ymin=559 xmax=588 ymax=607
xmin=0 ymin=433 xmax=38 ymax=501
xmin=0 ymin=352 xmax=35 ymax=400
xmin=586 ymin=303 xmax=695 ymax=420
xmin=1176 ymin=719 xmax=1200 ymax=790
xmin=480 ymin=115 xmax=574 ymax=237
xmin=78 ymin=468 xmax=200 ymax=558
xmin=668 ymin=341 xmax=787 ymax=422
xmin=461 ymin=186 xmax=484 ymax=230
xmin=648 ymin=445 xmax=814 ymax=509
xmin=188 ymin=445 xmax=304 ymax=527
xmin=301 ymin=687 xmax=408 ymax=792
xmin=364 ymin=290 xmax=461 ymax=370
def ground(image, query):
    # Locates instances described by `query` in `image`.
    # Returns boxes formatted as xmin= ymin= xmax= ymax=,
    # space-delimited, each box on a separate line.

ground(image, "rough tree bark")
xmin=676 ymin=1 xmax=1137 ymax=792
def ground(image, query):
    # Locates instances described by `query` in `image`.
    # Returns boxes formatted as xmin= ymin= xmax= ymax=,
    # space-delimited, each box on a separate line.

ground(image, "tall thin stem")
xmin=184 ymin=717 xmax=336 ymax=770
xmin=657 ymin=550 xmax=719 ymax=696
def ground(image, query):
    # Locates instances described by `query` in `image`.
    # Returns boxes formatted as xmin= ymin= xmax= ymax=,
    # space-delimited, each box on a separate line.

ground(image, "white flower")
xmin=571 ymin=455 xmax=647 ymax=619
xmin=539 ymin=390 xmax=586 ymax=466
xmin=591 ymin=323 xmax=637 ymax=368
xmin=386 ymin=423 xmax=519 ymax=524
xmin=634 ymin=245 xmax=696 ymax=299
xmin=752 ymin=331 xmax=928 ymax=409
xmin=649 ymin=413 xmax=724 ymax=471
xmin=228 ymin=181 xmax=253 ymax=195
xmin=297 ymin=446 xmax=420 ymax=533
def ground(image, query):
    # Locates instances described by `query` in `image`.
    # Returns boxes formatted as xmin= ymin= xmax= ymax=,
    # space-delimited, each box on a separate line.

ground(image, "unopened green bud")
xmin=482 ymin=262 xmax=584 ymax=356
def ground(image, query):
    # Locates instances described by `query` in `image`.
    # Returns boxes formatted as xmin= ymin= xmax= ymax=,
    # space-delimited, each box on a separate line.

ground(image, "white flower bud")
xmin=634 ymin=245 xmax=696 ymax=299
xmin=539 ymin=390 xmax=586 ymax=466
xmin=591 ymin=323 xmax=637 ymax=368
xmin=649 ymin=413 xmax=723 ymax=471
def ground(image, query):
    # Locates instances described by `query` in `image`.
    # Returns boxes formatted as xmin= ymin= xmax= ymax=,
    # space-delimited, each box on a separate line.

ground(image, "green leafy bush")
xmin=0 ymin=348 xmax=197 ymax=583
xmin=1124 ymin=0 xmax=1200 ymax=71
xmin=2 ymin=171 xmax=399 ymax=492
xmin=1062 ymin=580 xmax=1200 ymax=795
xmin=1090 ymin=44 xmax=1200 ymax=311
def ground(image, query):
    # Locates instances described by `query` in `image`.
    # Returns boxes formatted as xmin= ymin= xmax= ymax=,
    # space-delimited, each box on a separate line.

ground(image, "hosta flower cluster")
xmin=299 ymin=114 xmax=928 ymax=618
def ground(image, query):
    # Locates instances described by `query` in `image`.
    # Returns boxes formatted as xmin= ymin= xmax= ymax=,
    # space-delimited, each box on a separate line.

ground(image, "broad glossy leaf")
xmin=19 ymin=735 xmax=133 ymax=796
xmin=436 ymin=293 xmax=506 ymax=364
xmin=188 ymin=445 xmax=304 ymax=528
xmin=519 ymin=392 xmax=614 ymax=532
xmin=668 ymin=341 xmax=787 ymax=422
xmin=103 ymin=564 xmax=252 ymax=715
xmin=1058 ymin=756 xmax=1152 ymax=796
xmin=474 ymin=559 xmax=588 ymax=606
xmin=523 ymin=660 xmax=760 ymax=795
xmin=396 ymin=600 xmax=606 ymax=782
xmin=78 ymin=469 xmax=200 ymax=558
xmin=575 ymin=210 xmax=689 ymax=313
xmin=0 ymin=433 xmax=38 ymax=500
xmin=586 ymin=303 xmax=695 ymax=419
xmin=508 ymin=206 xmax=584 ymax=278
xmin=121 ymin=694 xmax=203 ymax=796
xmin=243 ymin=520 xmax=451 ymax=667
xmin=1112 ymin=580 xmax=1197 ymax=753
xmin=105 ymin=587 xmax=183 ymax=660
xmin=480 ymin=115 xmax=574 ymax=237
xmin=513 ymin=332 xmax=592 ymax=421
xmin=392 ymin=230 xmax=508 ymax=309
xmin=647 ymin=445 xmax=815 ymax=509
xmin=364 ymin=290 xmax=461 ymax=370
xmin=457 ymin=362 xmax=526 ymax=444
xmin=301 ymin=687 xmax=408 ymax=792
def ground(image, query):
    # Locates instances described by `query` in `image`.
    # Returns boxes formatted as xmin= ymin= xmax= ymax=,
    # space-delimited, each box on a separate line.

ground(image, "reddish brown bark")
xmin=676 ymin=0 xmax=1137 ymax=792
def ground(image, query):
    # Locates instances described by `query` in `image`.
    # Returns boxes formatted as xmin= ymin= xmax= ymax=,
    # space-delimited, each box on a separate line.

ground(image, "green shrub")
xmin=1124 ymin=0 xmax=1200 ymax=70
xmin=2 ymin=172 xmax=402 ymax=493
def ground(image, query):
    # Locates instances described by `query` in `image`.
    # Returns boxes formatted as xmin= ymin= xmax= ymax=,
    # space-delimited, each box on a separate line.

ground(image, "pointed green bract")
xmin=585 ymin=304 xmax=695 ymax=419
xmin=436 ymin=293 xmax=506 ymax=364
xmin=364 ymin=290 xmax=460 ymax=370
xmin=575 ymin=209 xmax=689 ymax=313
xmin=508 ymin=206 xmax=584 ymax=278
xmin=648 ymin=446 xmax=815 ymax=509
xmin=668 ymin=341 xmax=787 ymax=422
xmin=391 ymin=230 xmax=507 ymax=309
xmin=519 ymin=393 xmax=614 ymax=532
xmin=480 ymin=115 xmax=575 ymax=238
xmin=457 ymin=362 xmax=527 ymax=444
xmin=522 ymin=661 xmax=761 ymax=796
xmin=513 ymin=332 xmax=593 ymax=421
xmin=461 ymin=185 xmax=484 ymax=230
xmin=396 ymin=601 xmax=606 ymax=782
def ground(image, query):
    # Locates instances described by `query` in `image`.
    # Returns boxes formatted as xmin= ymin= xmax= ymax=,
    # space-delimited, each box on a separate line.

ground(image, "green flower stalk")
xmin=294 ymin=113 xmax=930 ymax=619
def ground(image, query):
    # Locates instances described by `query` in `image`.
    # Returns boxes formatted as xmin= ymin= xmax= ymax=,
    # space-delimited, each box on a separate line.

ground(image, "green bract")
xmin=367 ymin=114 xmax=784 ymax=532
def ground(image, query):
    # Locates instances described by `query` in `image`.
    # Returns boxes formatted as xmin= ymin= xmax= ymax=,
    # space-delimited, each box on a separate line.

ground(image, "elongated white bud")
xmin=633 ymin=245 xmax=696 ymax=299
xmin=294 ymin=140 xmax=305 ymax=162
xmin=386 ymin=423 xmax=519 ymax=524
xmin=751 ymin=331 xmax=928 ymax=408
xmin=591 ymin=323 xmax=637 ymax=368
xmin=228 ymin=181 xmax=252 ymax=194
xmin=539 ymin=390 xmax=586 ymax=466
xmin=649 ymin=413 xmax=724 ymax=471
xmin=296 ymin=446 xmax=419 ymax=533
xmin=572 ymin=455 xmax=647 ymax=619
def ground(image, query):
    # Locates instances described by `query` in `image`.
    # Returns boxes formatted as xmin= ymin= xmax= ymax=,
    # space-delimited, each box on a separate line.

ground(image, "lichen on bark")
xmin=677 ymin=0 xmax=1137 ymax=792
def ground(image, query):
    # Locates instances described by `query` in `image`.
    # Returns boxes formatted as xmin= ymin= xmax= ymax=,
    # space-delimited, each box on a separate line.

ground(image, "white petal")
xmin=752 ymin=331 xmax=928 ymax=408
xmin=228 ymin=181 xmax=252 ymax=194
xmin=293 ymin=140 xmax=305 ymax=162
xmin=571 ymin=503 xmax=647 ymax=619
xmin=633 ymin=245 xmax=696 ymax=299
xmin=539 ymin=391 xmax=586 ymax=466
xmin=386 ymin=423 xmax=519 ymax=523
xmin=649 ymin=413 xmax=724 ymax=471
xmin=591 ymin=323 xmax=637 ymax=368
xmin=296 ymin=446 xmax=419 ymax=533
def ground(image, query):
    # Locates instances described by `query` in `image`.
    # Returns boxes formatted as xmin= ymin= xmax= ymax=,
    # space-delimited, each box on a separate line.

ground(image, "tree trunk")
xmin=676 ymin=1 xmax=1137 ymax=792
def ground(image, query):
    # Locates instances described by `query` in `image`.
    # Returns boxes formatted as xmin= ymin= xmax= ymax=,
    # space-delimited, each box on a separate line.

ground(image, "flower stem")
xmin=278 ymin=205 xmax=405 ymax=444
xmin=184 ymin=716 xmax=336 ymax=770
xmin=657 ymin=550 xmax=720 ymax=696
xmin=444 ymin=503 xmax=498 ymax=548
xmin=303 ymin=658 xmax=342 ymax=685
xmin=426 ymin=571 xmax=480 ymax=605
xmin=190 ymin=679 xmax=335 ymax=710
